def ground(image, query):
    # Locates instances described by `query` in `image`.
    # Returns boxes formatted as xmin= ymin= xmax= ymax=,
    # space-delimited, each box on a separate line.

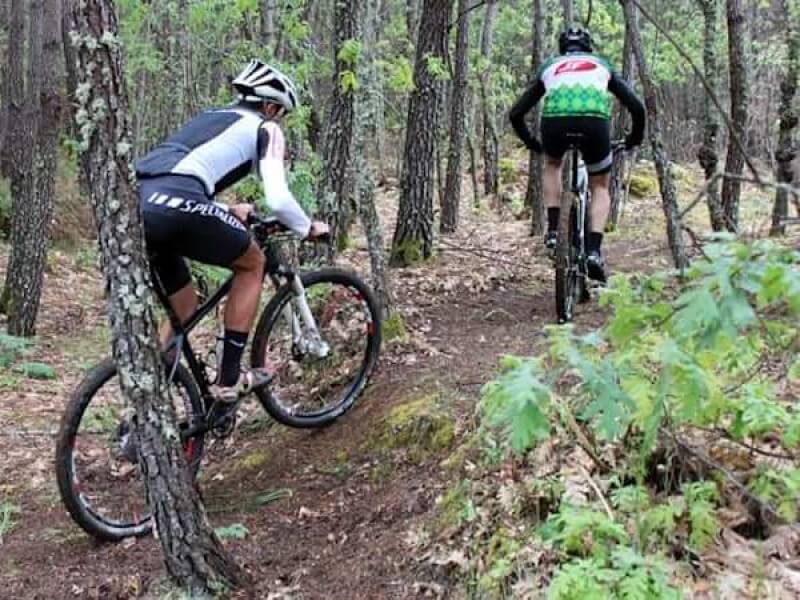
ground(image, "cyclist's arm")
xmin=509 ymin=79 xmax=546 ymax=152
xmin=608 ymin=73 xmax=646 ymax=148
xmin=257 ymin=122 xmax=312 ymax=238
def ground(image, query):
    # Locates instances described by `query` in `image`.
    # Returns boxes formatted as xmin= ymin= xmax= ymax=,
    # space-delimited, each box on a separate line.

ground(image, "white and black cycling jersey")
xmin=136 ymin=102 xmax=311 ymax=239
xmin=136 ymin=105 xmax=265 ymax=196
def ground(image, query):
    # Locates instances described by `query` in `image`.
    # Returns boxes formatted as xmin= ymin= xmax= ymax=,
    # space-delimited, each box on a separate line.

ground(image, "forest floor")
xmin=0 ymin=159 xmax=787 ymax=599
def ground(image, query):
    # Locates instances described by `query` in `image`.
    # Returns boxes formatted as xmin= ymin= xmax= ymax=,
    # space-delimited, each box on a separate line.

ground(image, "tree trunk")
xmin=479 ymin=0 xmax=499 ymax=197
xmin=355 ymin=1 xmax=392 ymax=316
xmin=721 ymin=0 xmax=749 ymax=232
xmin=608 ymin=10 xmax=636 ymax=230
xmin=406 ymin=0 xmax=420 ymax=40
xmin=260 ymin=0 xmax=278 ymax=54
xmin=562 ymin=0 xmax=574 ymax=26
xmin=696 ymin=0 xmax=725 ymax=231
xmin=1 ymin=0 xmax=25 ymax=182
xmin=178 ymin=0 xmax=195 ymax=120
xmin=0 ymin=0 xmax=9 ymax=156
xmin=67 ymin=0 xmax=243 ymax=592
xmin=3 ymin=0 xmax=43 ymax=331
xmin=391 ymin=0 xmax=453 ymax=266
xmin=318 ymin=0 xmax=362 ymax=259
xmin=771 ymin=0 xmax=798 ymax=236
xmin=4 ymin=0 xmax=61 ymax=336
xmin=441 ymin=0 xmax=470 ymax=233
xmin=621 ymin=0 xmax=688 ymax=270
xmin=526 ymin=0 xmax=546 ymax=235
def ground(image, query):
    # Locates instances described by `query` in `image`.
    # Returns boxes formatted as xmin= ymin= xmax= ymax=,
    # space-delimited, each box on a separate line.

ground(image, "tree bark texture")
xmin=696 ymin=0 xmax=725 ymax=231
xmin=355 ymin=14 xmax=393 ymax=316
xmin=722 ymin=0 xmax=749 ymax=232
xmin=406 ymin=0 xmax=420 ymax=41
xmin=1 ymin=0 xmax=25 ymax=181
xmin=441 ymin=0 xmax=471 ymax=233
xmin=318 ymin=0 xmax=363 ymax=259
xmin=608 ymin=10 xmax=636 ymax=230
xmin=260 ymin=0 xmax=278 ymax=54
xmin=771 ymin=0 xmax=798 ymax=236
xmin=66 ymin=0 xmax=242 ymax=592
xmin=391 ymin=0 xmax=453 ymax=266
xmin=479 ymin=0 xmax=499 ymax=197
xmin=562 ymin=0 xmax=574 ymax=26
xmin=3 ymin=0 xmax=43 ymax=332
xmin=4 ymin=0 xmax=60 ymax=336
xmin=621 ymin=0 xmax=688 ymax=270
xmin=526 ymin=0 xmax=546 ymax=235
xmin=0 ymin=0 xmax=10 ymax=158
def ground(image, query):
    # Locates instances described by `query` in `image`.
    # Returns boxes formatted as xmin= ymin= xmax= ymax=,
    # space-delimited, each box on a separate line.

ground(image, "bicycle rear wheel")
xmin=251 ymin=268 xmax=382 ymax=428
xmin=555 ymin=201 xmax=579 ymax=323
xmin=55 ymin=358 xmax=204 ymax=541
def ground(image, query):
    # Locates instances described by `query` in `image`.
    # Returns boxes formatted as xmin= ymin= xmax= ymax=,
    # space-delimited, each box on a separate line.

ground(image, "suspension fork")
xmin=279 ymin=274 xmax=330 ymax=357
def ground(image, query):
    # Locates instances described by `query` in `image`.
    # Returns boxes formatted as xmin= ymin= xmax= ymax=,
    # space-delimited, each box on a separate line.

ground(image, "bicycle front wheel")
xmin=251 ymin=268 xmax=382 ymax=428
xmin=55 ymin=358 xmax=205 ymax=541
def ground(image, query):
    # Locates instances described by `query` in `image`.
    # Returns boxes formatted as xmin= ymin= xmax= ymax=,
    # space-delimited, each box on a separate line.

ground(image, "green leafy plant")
xmin=0 ymin=501 xmax=18 ymax=543
xmin=214 ymin=523 xmax=249 ymax=540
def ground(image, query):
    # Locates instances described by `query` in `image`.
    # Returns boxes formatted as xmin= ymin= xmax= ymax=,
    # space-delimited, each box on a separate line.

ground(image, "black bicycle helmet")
xmin=559 ymin=26 xmax=594 ymax=54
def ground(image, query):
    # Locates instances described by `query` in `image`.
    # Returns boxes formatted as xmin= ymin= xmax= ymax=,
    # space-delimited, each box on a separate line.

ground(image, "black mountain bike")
xmin=55 ymin=214 xmax=382 ymax=541
xmin=555 ymin=137 xmax=626 ymax=323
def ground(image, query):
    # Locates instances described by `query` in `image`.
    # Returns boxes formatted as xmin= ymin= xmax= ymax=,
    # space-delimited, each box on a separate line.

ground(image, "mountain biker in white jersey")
xmin=509 ymin=26 xmax=646 ymax=282
xmin=135 ymin=60 xmax=329 ymax=403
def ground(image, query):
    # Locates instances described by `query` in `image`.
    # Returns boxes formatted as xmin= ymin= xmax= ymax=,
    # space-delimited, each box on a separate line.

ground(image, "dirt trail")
xmin=0 ymin=181 xmax=675 ymax=599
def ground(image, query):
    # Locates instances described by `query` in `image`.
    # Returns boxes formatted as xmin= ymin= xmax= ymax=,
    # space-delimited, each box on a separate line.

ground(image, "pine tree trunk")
xmin=3 ymin=0 xmax=44 ymax=332
xmin=722 ymin=0 xmax=749 ymax=232
xmin=441 ymin=0 xmax=471 ymax=234
xmin=4 ymin=0 xmax=61 ymax=336
xmin=696 ymin=0 xmax=725 ymax=231
xmin=318 ymin=0 xmax=362 ymax=259
xmin=479 ymin=0 xmax=499 ymax=197
xmin=260 ymin=0 xmax=278 ymax=54
xmin=354 ymin=0 xmax=392 ymax=315
xmin=526 ymin=0 xmax=546 ymax=235
xmin=66 ymin=0 xmax=243 ymax=592
xmin=621 ymin=0 xmax=688 ymax=270
xmin=391 ymin=0 xmax=453 ymax=266
xmin=406 ymin=0 xmax=420 ymax=40
xmin=562 ymin=0 xmax=574 ymax=25
xmin=771 ymin=0 xmax=798 ymax=236
xmin=0 ymin=0 xmax=25 ymax=182
xmin=0 ymin=0 xmax=9 ymax=157
xmin=608 ymin=11 xmax=636 ymax=230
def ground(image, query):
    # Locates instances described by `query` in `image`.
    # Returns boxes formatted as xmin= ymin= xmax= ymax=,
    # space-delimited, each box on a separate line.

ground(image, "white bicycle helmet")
xmin=232 ymin=60 xmax=299 ymax=113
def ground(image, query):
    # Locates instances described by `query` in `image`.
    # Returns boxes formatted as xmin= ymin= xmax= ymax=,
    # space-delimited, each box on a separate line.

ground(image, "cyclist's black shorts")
xmin=541 ymin=116 xmax=612 ymax=175
xmin=138 ymin=175 xmax=251 ymax=296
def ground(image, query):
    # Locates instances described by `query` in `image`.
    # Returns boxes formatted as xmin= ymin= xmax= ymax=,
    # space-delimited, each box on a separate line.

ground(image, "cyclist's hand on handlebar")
xmin=230 ymin=203 xmax=255 ymax=224
xmin=307 ymin=221 xmax=330 ymax=241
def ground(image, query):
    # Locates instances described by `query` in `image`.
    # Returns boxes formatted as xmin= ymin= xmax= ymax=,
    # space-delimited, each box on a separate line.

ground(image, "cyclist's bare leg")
xmin=588 ymin=172 xmax=611 ymax=233
xmin=159 ymin=284 xmax=198 ymax=346
xmin=543 ymin=157 xmax=564 ymax=209
xmin=225 ymin=241 xmax=266 ymax=333
xmin=213 ymin=241 xmax=267 ymax=391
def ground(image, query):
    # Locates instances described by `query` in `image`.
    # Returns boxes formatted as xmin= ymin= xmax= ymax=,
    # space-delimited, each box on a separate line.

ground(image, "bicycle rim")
xmin=252 ymin=269 xmax=381 ymax=428
xmin=55 ymin=359 xmax=204 ymax=540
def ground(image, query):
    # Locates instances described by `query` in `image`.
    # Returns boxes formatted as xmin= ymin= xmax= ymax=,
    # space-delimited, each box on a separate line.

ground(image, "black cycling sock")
xmin=547 ymin=207 xmax=560 ymax=232
xmin=587 ymin=232 xmax=604 ymax=254
xmin=218 ymin=330 xmax=248 ymax=387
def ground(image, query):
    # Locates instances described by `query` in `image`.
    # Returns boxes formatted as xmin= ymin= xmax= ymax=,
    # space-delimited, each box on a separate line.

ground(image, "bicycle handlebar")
xmin=247 ymin=212 xmax=331 ymax=243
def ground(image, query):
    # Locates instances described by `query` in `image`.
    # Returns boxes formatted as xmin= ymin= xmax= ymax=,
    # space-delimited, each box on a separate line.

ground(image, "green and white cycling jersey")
xmin=538 ymin=53 xmax=615 ymax=119
xmin=509 ymin=51 xmax=646 ymax=154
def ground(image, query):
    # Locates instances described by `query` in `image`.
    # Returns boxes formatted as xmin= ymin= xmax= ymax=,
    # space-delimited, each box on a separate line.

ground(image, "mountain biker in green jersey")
xmin=509 ymin=26 xmax=646 ymax=282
